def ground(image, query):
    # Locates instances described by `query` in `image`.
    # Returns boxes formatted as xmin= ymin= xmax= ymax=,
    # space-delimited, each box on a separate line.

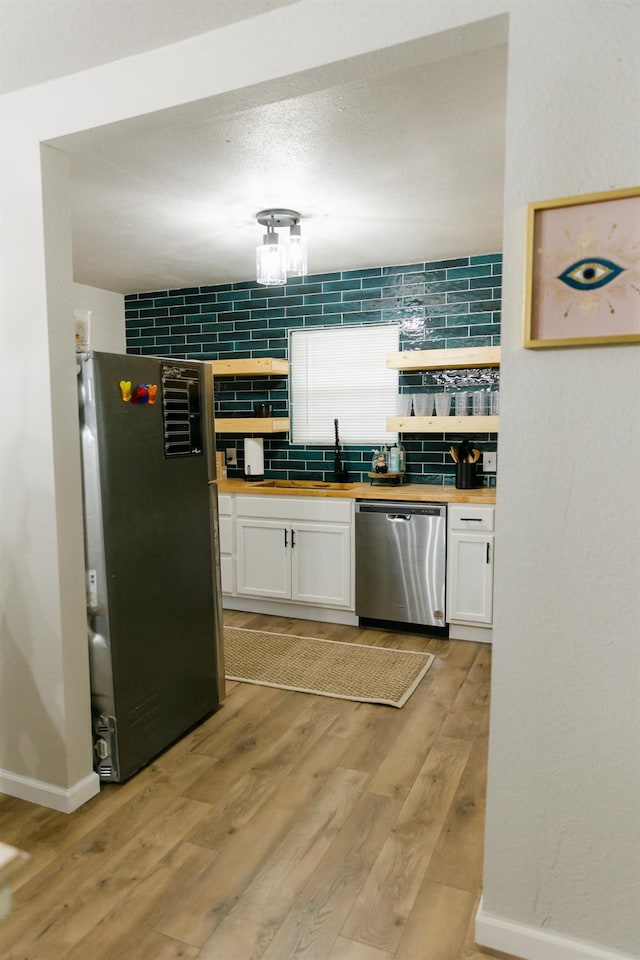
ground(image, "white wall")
xmin=72 ymin=283 xmax=125 ymax=353
xmin=478 ymin=3 xmax=640 ymax=957
xmin=0 ymin=0 xmax=638 ymax=954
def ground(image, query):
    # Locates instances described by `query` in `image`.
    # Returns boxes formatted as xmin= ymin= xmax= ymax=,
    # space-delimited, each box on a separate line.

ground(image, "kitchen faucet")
xmin=334 ymin=418 xmax=349 ymax=481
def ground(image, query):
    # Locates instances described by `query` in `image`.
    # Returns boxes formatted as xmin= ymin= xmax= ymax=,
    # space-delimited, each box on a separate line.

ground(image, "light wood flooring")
xmin=0 ymin=611 xmax=516 ymax=960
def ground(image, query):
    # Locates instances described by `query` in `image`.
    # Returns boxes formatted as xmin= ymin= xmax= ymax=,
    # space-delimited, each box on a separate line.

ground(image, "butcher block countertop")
xmin=216 ymin=477 xmax=496 ymax=504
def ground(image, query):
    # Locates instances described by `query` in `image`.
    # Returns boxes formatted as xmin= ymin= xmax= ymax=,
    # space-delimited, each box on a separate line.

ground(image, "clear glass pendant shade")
xmin=287 ymin=224 xmax=307 ymax=277
xmin=256 ymin=232 xmax=287 ymax=286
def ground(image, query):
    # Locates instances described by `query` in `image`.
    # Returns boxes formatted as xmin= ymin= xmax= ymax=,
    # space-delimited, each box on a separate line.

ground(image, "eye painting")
xmin=524 ymin=186 xmax=640 ymax=348
xmin=557 ymin=257 xmax=624 ymax=291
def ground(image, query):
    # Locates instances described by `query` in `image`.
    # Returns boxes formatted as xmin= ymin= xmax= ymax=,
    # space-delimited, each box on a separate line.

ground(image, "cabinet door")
xmin=447 ymin=532 xmax=494 ymax=624
xmin=291 ymin=521 xmax=353 ymax=609
xmin=236 ymin=518 xmax=290 ymax=599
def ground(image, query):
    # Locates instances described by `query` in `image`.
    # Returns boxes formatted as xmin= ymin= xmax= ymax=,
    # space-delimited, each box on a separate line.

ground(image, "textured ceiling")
xmin=0 ymin=0 xmax=298 ymax=93
xmin=1 ymin=1 xmax=507 ymax=295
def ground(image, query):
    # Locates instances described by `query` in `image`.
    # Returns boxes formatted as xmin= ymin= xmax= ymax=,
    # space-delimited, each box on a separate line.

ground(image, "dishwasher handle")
xmin=387 ymin=513 xmax=412 ymax=521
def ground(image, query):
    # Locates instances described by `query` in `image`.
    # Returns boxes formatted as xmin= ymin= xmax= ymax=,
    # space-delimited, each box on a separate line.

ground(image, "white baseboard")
xmin=222 ymin=595 xmax=359 ymax=626
xmin=0 ymin=768 xmax=100 ymax=813
xmin=447 ymin=621 xmax=493 ymax=643
xmin=475 ymin=897 xmax=637 ymax=960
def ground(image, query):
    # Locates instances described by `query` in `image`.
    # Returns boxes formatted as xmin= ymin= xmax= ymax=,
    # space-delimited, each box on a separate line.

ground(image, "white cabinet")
xmin=447 ymin=505 xmax=495 ymax=640
xmin=236 ymin=518 xmax=290 ymax=599
xmin=291 ymin=521 xmax=352 ymax=606
xmin=235 ymin=495 xmax=354 ymax=610
xmin=218 ymin=493 xmax=236 ymax=595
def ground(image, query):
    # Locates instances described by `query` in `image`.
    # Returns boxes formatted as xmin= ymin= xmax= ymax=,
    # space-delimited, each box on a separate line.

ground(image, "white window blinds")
xmin=289 ymin=323 xmax=399 ymax=445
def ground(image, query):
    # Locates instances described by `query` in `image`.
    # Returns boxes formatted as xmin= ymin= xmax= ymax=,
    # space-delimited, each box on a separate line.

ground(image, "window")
xmin=289 ymin=323 xmax=399 ymax=445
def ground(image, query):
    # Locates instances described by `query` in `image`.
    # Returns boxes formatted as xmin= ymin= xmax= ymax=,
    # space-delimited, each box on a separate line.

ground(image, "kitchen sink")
xmin=253 ymin=479 xmax=356 ymax=490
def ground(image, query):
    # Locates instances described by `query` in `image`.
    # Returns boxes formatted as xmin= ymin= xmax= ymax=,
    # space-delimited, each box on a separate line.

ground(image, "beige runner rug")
xmin=223 ymin=626 xmax=435 ymax=708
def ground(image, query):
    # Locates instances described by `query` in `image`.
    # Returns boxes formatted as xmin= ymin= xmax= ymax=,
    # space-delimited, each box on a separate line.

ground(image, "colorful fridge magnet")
xmin=148 ymin=384 xmax=158 ymax=405
xmin=131 ymin=384 xmax=149 ymax=404
xmin=119 ymin=380 xmax=132 ymax=402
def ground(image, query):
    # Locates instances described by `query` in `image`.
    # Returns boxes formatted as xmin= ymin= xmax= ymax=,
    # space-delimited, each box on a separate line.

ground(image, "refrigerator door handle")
xmin=202 ymin=360 xmax=216 ymax=480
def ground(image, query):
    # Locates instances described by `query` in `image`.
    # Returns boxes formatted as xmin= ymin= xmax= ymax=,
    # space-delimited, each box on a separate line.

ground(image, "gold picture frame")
xmin=523 ymin=185 xmax=640 ymax=348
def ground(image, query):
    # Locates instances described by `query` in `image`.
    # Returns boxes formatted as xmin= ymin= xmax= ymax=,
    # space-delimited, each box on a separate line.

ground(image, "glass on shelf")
xmin=413 ymin=393 xmax=434 ymax=417
xmin=472 ymin=389 xmax=488 ymax=416
xmin=454 ymin=391 xmax=469 ymax=416
xmin=435 ymin=392 xmax=451 ymax=416
xmin=397 ymin=394 xmax=413 ymax=417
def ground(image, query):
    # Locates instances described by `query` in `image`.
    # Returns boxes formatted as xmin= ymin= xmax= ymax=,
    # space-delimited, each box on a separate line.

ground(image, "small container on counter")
xmin=398 ymin=441 xmax=405 ymax=473
xmin=455 ymin=461 xmax=477 ymax=489
xmin=373 ymin=448 xmax=388 ymax=473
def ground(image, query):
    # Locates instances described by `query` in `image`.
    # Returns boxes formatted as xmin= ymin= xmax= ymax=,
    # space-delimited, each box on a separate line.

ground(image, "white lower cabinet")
xmin=447 ymin=504 xmax=495 ymax=640
xmin=235 ymin=495 xmax=354 ymax=610
xmin=221 ymin=491 xmax=497 ymax=633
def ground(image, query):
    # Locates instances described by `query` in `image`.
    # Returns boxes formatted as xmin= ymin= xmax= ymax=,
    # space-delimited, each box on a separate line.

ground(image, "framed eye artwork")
xmin=523 ymin=185 xmax=640 ymax=348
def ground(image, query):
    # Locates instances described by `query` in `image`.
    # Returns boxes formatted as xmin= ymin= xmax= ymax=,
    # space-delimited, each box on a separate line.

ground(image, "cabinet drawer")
xmin=449 ymin=505 xmax=495 ymax=532
xmin=236 ymin=494 xmax=353 ymax=524
xmin=218 ymin=493 xmax=234 ymax=515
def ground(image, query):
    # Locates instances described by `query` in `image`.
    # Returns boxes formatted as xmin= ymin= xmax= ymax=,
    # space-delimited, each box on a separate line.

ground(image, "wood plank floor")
xmin=0 ymin=611 xmax=516 ymax=960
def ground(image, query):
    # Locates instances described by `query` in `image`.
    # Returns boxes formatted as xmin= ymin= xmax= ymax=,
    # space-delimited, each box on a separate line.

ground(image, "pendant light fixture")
xmin=287 ymin=220 xmax=308 ymax=278
xmin=255 ymin=209 xmax=307 ymax=286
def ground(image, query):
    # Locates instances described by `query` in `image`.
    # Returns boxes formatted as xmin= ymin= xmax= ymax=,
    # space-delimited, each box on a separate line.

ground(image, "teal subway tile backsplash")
xmin=445 ymin=264 xmax=492 ymax=280
xmin=342 ymin=267 xmax=382 ymax=279
xmin=125 ymin=253 xmax=501 ymax=485
xmin=382 ymin=262 xmax=426 ymax=276
xmin=469 ymin=275 xmax=498 ymax=289
xmin=323 ymin=278 xmax=361 ymax=292
xmin=470 ymin=253 xmax=502 ymax=264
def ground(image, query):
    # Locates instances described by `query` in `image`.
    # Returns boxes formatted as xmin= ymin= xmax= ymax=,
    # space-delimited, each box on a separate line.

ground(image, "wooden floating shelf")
xmin=387 ymin=415 xmax=499 ymax=434
xmin=215 ymin=417 xmax=290 ymax=435
xmin=209 ymin=358 xmax=289 ymax=377
xmin=386 ymin=346 xmax=501 ymax=371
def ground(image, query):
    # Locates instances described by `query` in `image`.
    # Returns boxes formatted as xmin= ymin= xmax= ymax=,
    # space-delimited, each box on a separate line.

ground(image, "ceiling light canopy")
xmin=256 ymin=208 xmax=307 ymax=286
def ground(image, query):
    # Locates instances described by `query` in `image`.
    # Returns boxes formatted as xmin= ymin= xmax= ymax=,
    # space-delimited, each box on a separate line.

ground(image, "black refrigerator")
xmin=77 ymin=351 xmax=225 ymax=782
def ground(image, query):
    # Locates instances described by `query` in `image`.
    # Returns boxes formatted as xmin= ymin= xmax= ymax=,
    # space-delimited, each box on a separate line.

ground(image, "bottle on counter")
xmin=389 ymin=443 xmax=400 ymax=472
xmin=397 ymin=440 xmax=406 ymax=473
xmin=371 ymin=449 xmax=379 ymax=472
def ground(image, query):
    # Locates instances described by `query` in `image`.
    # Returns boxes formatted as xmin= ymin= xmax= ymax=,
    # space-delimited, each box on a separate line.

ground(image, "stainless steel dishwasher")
xmin=355 ymin=500 xmax=446 ymax=629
